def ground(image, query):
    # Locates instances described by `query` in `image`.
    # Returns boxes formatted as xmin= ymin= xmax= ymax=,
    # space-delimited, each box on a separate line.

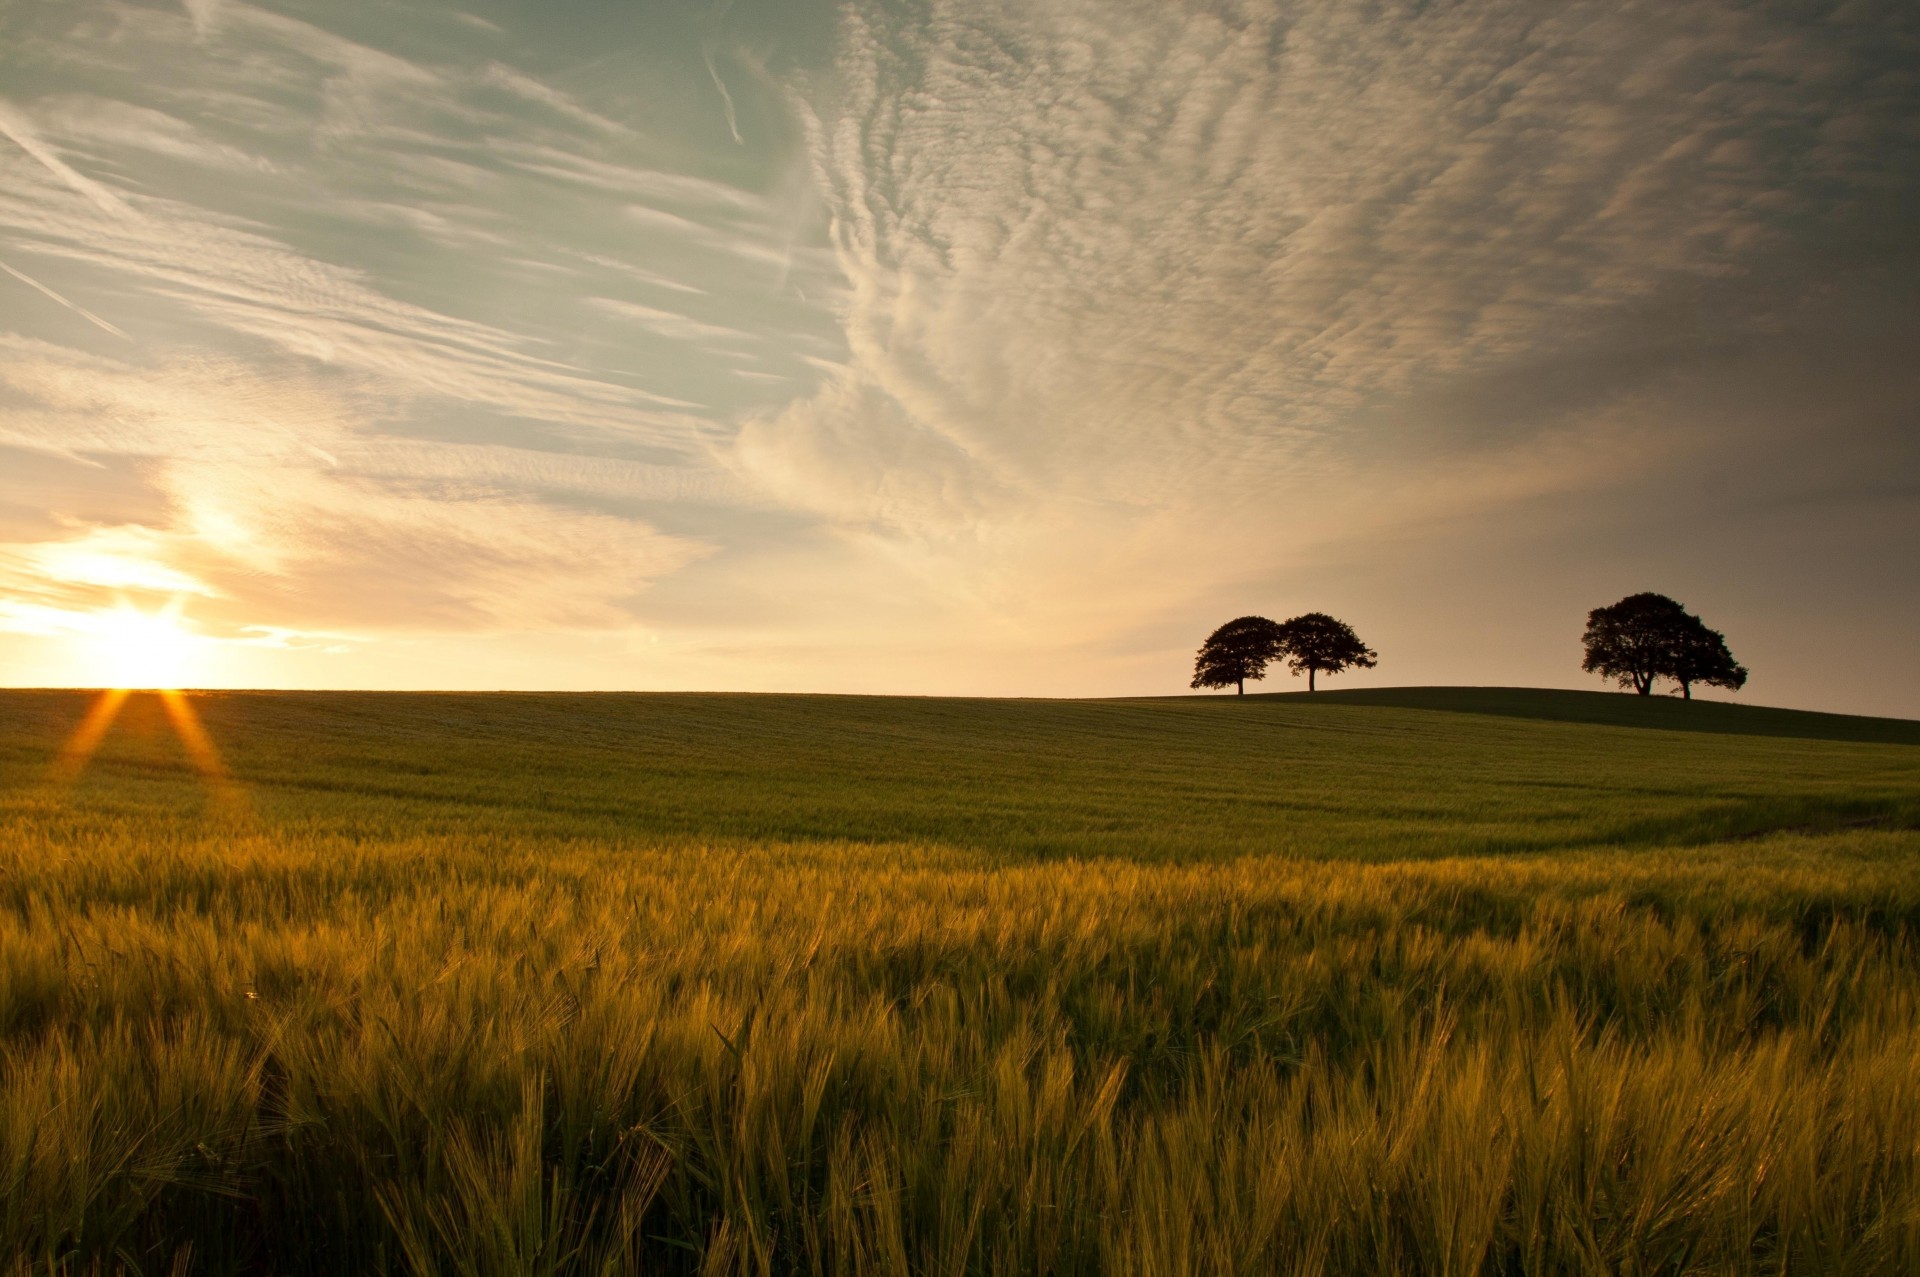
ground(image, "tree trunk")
xmin=1681 ymin=682 xmax=1692 ymax=700
xmin=1635 ymin=673 xmax=1652 ymax=696
xmin=1309 ymin=668 xmax=1316 ymax=692
xmin=1236 ymin=677 xmax=1243 ymax=695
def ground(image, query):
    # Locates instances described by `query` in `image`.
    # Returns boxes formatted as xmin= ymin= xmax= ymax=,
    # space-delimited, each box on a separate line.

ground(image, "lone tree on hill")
xmin=1581 ymin=592 xmax=1747 ymax=698
xmin=1274 ymin=612 xmax=1377 ymax=692
xmin=1581 ymin=593 xmax=1681 ymax=695
xmin=1191 ymin=615 xmax=1286 ymax=695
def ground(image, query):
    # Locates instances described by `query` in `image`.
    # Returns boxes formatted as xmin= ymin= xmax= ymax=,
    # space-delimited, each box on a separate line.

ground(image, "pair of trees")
xmin=1192 ymin=613 xmax=1376 ymax=695
xmin=1581 ymin=593 xmax=1747 ymax=699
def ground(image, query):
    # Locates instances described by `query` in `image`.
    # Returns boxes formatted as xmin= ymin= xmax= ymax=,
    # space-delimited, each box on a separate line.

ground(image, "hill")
xmin=1240 ymin=684 xmax=1920 ymax=745
xmin=3 ymin=684 xmax=1914 ymax=860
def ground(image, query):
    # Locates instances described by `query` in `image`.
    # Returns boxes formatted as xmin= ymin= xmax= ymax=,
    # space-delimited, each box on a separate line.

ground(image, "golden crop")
xmin=2 ymin=688 xmax=1917 ymax=1274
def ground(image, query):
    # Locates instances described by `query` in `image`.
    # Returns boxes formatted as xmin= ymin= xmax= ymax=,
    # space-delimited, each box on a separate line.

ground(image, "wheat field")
xmin=2 ymin=687 xmax=1918 ymax=1275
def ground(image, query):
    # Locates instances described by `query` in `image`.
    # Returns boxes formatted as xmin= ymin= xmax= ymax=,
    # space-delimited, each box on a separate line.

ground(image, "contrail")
xmin=704 ymin=48 xmax=743 ymax=144
xmin=704 ymin=0 xmax=742 ymax=144
xmin=0 ymin=101 xmax=137 ymax=220
xmin=0 ymin=257 xmax=131 ymax=340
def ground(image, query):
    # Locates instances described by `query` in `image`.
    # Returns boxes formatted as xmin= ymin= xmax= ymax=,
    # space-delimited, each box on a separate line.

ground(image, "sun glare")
xmin=51 ymin=601 xmax=236 ymax=797
xmin=83 ymin=602 xmax=204 ymax=691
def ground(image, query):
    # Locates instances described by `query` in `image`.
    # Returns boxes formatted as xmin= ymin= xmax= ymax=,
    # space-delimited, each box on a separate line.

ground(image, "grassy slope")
xmin=1257 ymin=685 xmax=1920 ymax=744
xmin=4 ymin=686 xmax=1916 ymax=859
xmin=2 ymin=687 xmax=1918 ymax=1275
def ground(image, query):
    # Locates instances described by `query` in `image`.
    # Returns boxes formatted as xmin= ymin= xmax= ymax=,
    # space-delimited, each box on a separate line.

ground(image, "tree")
xmin=1668 ymin=617 xmax=1748 ymax=700
xmin=1191 ymin=616 xmax=1286 ymax=695
xmin=1273 ymin=612 xmax=1377 ymax=692
xmin=1580 ymin=592 xmax=1748 ymax=698
xmin=1581 ymin=593 xmax=1684 ymax=695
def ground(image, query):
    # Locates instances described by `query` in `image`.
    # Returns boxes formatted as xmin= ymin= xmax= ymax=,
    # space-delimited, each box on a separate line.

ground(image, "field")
xmin=3 ymin=686 xmax=1919 ymax=1276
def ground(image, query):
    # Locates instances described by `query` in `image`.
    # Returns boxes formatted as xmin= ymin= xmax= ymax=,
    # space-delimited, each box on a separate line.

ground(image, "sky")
xmin=0 ymin=0 xmax=1916 ymax=714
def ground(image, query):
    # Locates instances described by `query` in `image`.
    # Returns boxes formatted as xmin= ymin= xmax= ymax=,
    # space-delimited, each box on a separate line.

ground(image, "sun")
xmin=53 ymin=601 xmax=236 ymax=796
xmin=82 ymin=601 xmax=205 ymax=690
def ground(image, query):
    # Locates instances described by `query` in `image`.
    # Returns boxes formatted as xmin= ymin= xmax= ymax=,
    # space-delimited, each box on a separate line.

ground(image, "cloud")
xmin=0 ymin=0 xmax=854 ymax=457
xmin=729 ymin=0 xmax=1920 ymax=622
xmin=0 ymin=0 xmax=863 ymax=674
xmin=0 ymin=344 xmax=716 ymax=638
xmin=478 ymin=63 xmax=627 ymax=136
xmin=29 ymin=94 xmax=272 ymax=172
xmin=494 ymin=143 xmax=769 ymax=214
xmin=587 ymin=297 xmax=758 ymax=344
xmin=159 ymin=458 xmax=710 ymax=630
xmin=0 ymin=524 xmax=216 ymax=597
xmin=0 ymin=114 xmax=712 ymax=440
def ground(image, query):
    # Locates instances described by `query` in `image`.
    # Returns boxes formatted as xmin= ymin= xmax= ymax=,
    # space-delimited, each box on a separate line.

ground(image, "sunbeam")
xmin=157 ymin=689 xmax=241 ymax=808
xmin=49 ymin=686 xmax=131 ymax=784
xmin=49 ymin=686 xmax=242 ymax=811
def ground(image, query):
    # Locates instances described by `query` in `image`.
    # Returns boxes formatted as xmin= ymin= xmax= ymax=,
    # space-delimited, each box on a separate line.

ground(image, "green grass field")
xmin=2 ymin=686 xmax=1918 ymax=1275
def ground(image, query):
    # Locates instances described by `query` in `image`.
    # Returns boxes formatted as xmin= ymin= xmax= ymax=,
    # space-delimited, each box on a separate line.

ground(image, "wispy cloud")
xmin=0 ymin=116 xmax=713 ymax=439
xmin=734 ymin=0 xmax=1920 ymax=616
xmin=0 ymin=339 xmax=725 ymax=642
xmin=479 ymin=63 xmax=628 ymax=136
xmin=587 ymin=297 xmax=758 ymax=345
xmin=0 ymin=0 xmax=840 ymax=439
xmin=0 ymin=0 xmax=845 ymax=669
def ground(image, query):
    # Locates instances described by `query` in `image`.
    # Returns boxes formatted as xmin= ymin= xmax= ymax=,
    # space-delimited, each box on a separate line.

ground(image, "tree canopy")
xmin=1191 ymin=616 xmax=1286 ymax=695
xmin=1668 ymin=617 xmax=1749 ymax=701
xmin=1581 ymin=593 xmax=1748 ymax=698
xmin=1192 ymin=613 xmax=1377 ymax=694
xmin=1273 ymin=613 xmax=1377 ymax=692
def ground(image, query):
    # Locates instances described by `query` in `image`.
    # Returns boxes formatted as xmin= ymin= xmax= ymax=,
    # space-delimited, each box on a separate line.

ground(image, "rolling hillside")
xmin=3 ymin=685 xmax=1916 ymax=860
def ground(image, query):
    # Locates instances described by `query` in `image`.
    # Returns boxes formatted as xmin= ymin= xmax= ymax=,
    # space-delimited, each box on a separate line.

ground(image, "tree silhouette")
xmin=1669 ymin=617 xmax=1748 ymax=700
xmin=1273 ymin=613 xmax=1377 ymax=692
xmin=1581 ymin=593 xmax=1747 ymax=698
xmin=1581 ymin=593 xmax=1682 ymax=695
xmin=1191 ymin=616 xmax=1286 ymax=695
